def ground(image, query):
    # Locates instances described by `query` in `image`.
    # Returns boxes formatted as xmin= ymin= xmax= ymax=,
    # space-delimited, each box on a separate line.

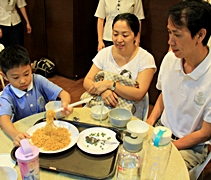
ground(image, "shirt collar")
xmin=175 ymin=48 xmax=211 ymax=80
xmin=11 ymin=77 xmax=33 ymax=98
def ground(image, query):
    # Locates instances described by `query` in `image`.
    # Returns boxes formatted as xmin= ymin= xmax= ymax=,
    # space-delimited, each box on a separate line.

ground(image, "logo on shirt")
xmin=194 ymin=92 xmax=205 ymax=106
xmin=37 ymin=96 xmax=44 ymax=105
xmin=120 ymin=69 xmax=132 ymax=79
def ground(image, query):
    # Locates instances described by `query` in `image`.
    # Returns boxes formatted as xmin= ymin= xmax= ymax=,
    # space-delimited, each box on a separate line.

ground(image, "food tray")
xmin=11 ymin=119 xmax=123 ymax=179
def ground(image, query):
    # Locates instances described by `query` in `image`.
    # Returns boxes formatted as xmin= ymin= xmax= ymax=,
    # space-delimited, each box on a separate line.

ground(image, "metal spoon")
xmin=100 ymin=101 xmax=104 ymax=125
xmin=85 ymin=136 xmax=118 ymax=145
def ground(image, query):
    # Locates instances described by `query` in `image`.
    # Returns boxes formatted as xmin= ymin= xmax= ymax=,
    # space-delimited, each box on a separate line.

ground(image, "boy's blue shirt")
xmin=0 ymin=74 xmax=62 ymax=122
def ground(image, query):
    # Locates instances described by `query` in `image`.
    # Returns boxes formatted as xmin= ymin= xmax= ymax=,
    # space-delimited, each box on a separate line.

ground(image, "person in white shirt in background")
xmin=0 ymin=44 xmax=4 ymax=52
xmin=0 ymin=0 xmax=32 ymax=47
xmin=94 ymin=0 xmax=144 ymax=52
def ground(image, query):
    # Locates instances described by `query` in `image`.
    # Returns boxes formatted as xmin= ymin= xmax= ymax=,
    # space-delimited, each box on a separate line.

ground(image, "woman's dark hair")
xmin=112 ymin=13 xmax=140 ymax=36
xmin=0 ymin=45 xmax=31 ymax=74
xmin=167 ymin=1 xmax=211 ymax=45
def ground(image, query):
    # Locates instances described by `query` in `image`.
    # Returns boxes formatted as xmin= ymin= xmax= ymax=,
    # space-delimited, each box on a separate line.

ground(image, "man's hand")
xmin=0 ymin=28 xmax=2 ymax=38
xmin=146 ymin=117 xmax=156 ymax=126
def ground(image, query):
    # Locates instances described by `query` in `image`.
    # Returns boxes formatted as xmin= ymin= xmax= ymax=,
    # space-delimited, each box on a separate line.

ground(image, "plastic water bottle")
xmin=117 ymin=134 xmax=144 ymax=180
xmin=141 ymin=126 xmax=172 ymax=180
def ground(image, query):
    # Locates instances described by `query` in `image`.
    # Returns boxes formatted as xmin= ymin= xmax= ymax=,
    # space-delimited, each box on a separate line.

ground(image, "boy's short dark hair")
xmin=0 ymin=45 xmax=31 ymax=74
xmin=168 ymin=1 xmax=211 ymax=45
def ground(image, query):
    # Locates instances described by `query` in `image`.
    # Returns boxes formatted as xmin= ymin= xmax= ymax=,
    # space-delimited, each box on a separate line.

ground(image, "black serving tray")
xmin=11 ymin=119 xmax=123 ymax=179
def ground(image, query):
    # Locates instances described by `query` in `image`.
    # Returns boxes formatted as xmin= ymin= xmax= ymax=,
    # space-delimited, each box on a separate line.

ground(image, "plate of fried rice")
xmin=27 ymin=120 xmax=79 ymax=153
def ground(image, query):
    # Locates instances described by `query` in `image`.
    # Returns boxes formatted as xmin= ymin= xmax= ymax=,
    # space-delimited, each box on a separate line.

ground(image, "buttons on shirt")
xmin=117 ymin=0 xmax=121 ymax=10
xmin=30 ymin=104 xmax=33 ymax=107
xmin=180 ymin=75 xmax=190 ymax=98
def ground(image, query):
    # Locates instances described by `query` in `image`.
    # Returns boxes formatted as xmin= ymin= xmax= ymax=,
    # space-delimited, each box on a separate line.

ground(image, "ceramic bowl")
xmin=126 ymin=120 xmax=149 ymax=138
xmin=108 ymin=108 xmax=132 ymax=127
xmin=91 ymin=105 xmax=109 ymax=120
xmin=45 ymin=101 xmax=64 ymax=119
xmin=0 ymin=166 xmax=17 ymax=180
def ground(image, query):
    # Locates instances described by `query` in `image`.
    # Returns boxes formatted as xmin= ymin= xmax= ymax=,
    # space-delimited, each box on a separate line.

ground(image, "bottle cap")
xmin=152 ymin=126 xmax=172 ymax=146
xmin=15 ymin=139 xmax=39 ymax=162
xmin=123 ymin=135 xmax=143 ymax=152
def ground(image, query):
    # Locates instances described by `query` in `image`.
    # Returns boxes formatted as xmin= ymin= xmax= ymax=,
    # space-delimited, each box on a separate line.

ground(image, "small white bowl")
xmin=0 ymin=166 xmax=17 ymax=180
xmin=109 ymin=108 xmax=132 ymax=127
xmin=91 ymin=105 xmax=109 ymax=120
xmin=45 ymin=101 xmax=64 ymax=119
xmin=126 ymin=120 xmax=149 ymax=138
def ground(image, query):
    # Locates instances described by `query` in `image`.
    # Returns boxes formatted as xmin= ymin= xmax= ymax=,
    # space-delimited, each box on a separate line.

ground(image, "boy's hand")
xmin=13 ymin=132 xmax=30 ymax=147
xmin=61 ymin=102 xmax=73 ymax=117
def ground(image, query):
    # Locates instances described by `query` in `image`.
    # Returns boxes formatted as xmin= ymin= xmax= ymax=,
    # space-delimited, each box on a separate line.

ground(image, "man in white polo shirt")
xmin=147 ymin=1 xmax=211 ymax=170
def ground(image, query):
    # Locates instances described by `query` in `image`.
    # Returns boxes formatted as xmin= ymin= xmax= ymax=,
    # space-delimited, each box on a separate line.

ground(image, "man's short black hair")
xmin=0 ymin=45 xmax=31 ymax=74
xmin=168 ymin=0 xmax=211 ymax=45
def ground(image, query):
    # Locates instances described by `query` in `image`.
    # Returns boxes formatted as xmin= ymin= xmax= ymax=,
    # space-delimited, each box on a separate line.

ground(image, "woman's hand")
xmin=13 ymin=132 xmax=30 ymax=147
xmin=88 ymin=80 xmax=112 ymax=95
xmin=101 ymin=90 xmax=118 ymax=107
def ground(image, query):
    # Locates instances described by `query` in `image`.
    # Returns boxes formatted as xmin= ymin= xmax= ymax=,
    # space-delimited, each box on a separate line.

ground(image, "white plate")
xmin=77 ymin=127 xmax=119 ymax=155
xmin=27 ymin=121 xmax=79 ymax=154
xmin=0 ymin=154 xmax=16 ymax=168
xmin=0 ymin=166 xmax=17 ymax=180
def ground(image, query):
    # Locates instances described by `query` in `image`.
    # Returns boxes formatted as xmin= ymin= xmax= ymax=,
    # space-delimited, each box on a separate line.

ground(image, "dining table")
xmin=0 ymin=107 xmax=190 ymax=180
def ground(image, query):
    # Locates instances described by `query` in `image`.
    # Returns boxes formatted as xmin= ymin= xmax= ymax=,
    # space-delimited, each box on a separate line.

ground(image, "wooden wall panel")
xmin=141 ymin=0 xmax=180 ymax=104
xmin=45 ymin=0 xmax=74 ymax=78
xmin=24 ymin=0 xmax=46 ymax=62
xmin=72 ymin=0 xmax=99 ymax=79
xmin=45 ymin=0 xmax=98 ymax=79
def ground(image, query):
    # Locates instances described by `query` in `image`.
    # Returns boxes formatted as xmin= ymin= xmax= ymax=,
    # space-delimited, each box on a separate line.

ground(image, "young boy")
xmin=0 ymin=45 xmax=73 ymax=146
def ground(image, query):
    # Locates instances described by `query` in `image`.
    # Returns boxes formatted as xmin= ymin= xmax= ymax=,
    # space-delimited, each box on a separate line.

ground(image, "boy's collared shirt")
xmin=0 ymin=74 xmax=62 ymax=122
xmin=10 ymin=78 xmax=33 ymax=98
